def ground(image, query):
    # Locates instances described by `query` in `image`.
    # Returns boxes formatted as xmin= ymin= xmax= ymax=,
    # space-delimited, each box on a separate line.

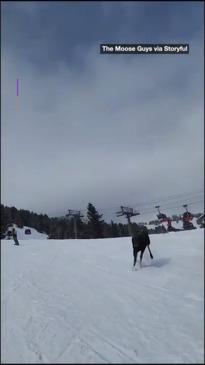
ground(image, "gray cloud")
xmin=1 ymin=2 xmax=204 ymax=222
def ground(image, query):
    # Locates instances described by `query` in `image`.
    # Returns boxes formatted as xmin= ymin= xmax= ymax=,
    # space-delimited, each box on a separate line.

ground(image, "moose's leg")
xmin=147 ymin=245 xmax=153 ymax=259
xmin=133 ymin=247 xmax=138 ymax=267
xmin=140 ymin=248 xmax=145 ymax=267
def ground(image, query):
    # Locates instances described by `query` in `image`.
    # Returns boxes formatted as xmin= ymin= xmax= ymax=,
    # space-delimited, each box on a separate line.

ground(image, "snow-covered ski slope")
xmin=1 ymin=229 xmax=204 ymax=363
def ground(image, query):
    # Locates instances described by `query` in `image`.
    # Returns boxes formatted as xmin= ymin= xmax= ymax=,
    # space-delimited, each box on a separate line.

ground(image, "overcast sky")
xmin=1 ymin=1 xmax=204 ymax=223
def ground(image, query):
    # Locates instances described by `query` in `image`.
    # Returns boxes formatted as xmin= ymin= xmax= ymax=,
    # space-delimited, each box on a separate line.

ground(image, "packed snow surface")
xmin=1 ymin=229 xmax=204 ymax=363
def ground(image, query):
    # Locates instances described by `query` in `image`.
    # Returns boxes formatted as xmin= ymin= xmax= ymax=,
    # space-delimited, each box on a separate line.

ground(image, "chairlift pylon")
xmin=155 ymin=205 xmax=168 ymax=222
xmin=182 ymin=204 xmax=193 ymax=222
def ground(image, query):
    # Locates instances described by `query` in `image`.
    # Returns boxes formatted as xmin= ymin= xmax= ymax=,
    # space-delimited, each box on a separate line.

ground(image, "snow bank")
xmin=7 ymin=224 xmax=48 ymax=240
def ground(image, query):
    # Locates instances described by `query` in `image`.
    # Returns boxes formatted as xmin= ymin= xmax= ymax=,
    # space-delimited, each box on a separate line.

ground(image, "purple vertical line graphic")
xmin=16 ymin=79 xmax=19 ymax=96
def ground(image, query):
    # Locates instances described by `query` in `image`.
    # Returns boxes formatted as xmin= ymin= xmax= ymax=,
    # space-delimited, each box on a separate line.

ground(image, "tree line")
xmin=1 ymin=203 xmax=133 ymax=239
xmin=1 ymin=203 xmax=202 ymax=239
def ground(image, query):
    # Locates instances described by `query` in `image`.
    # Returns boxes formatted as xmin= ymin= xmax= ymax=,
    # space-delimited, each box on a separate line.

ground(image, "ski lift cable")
xmin=117 ymin=188 xmax=204 ymax=205
xmin=131 ymin=191 xmax=204 ymax=209
xmin=137 ymin=199 xmax=203 ymax=215
xmin=68 ymin=199 xmax=203 ymax=220
xmin=154 ymin=199 xmax=202 ymax=210
xmin=99 ymin=191 xmax=204 ymax=212
xmin=63 ymin=190 xmax=204 ymax=216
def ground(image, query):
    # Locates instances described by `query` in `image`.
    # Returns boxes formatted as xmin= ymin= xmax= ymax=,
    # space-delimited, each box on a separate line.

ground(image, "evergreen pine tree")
xmin=87 ymin=203 xmax=104 ymax=238
xmin=1 ymin=205 xmax=10 ymax=237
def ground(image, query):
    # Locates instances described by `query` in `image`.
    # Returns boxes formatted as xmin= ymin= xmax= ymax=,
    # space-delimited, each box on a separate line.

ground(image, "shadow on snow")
xmin=142 ymin=257 xmax=171 ymax=268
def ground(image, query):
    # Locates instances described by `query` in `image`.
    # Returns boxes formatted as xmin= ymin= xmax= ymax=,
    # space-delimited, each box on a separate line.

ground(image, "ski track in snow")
xmin=1 ymin=229 xmax=204 ymax=363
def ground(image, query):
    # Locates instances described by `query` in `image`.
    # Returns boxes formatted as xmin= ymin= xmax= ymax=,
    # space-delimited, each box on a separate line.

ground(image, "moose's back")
xmin=132 ymin=229 xmax=150 ymax=250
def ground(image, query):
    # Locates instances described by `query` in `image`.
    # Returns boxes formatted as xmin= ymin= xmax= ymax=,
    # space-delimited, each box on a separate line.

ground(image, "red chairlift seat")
xmin=157 ymin=213 xmax=168 ymax=222
xmin=183 ymin=211 xmax=193 ymax=222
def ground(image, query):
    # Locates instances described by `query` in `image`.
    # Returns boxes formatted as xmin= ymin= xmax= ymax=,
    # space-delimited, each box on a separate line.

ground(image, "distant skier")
xmin=12 ymin=227 xmax=20 ymax=246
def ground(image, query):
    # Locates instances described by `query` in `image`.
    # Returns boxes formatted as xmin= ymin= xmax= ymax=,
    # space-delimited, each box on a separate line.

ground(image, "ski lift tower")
xmin=66 ymin=209 xmax=84 ymax=239
xmin=182 ymin=204 xmax=194 ymax=230
xmin=183 ymin=204 xmax=188 ymax=212
xmin=155 ymin=205 xmax=168 ymax=222
xmin=182 ymin=204 xmax=189 ymax=213
xmin=182 ymin=204 xmax=193 ymax=221
xmin=155 ymin=205 xmax=161 ymax=217
xmin=116 ymin=206 xmax=140 ymax=236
